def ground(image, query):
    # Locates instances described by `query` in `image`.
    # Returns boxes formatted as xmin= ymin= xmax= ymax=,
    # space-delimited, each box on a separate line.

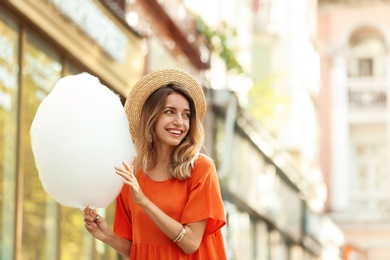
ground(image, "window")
xmin=21 ymin=30 xmax=63 ymax=260
xmin=0 ymin=9 xmax=19 ymax=260
xmin=355 ymin=145 xmax=387 ymax=191
xmin=358 ymin=58 xmax=373 ymax=77
xmin=0 ymin=9 xmax=120 ymax=259
xmin=348 ymin=36 xmax=385 ymax=78
xmin=352 ymin=144 xmax=390 ymax=216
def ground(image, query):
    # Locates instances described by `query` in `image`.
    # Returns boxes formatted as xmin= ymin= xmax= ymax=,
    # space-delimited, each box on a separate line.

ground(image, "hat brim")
xmin=125 ymin=69 xmax=207 ymax=141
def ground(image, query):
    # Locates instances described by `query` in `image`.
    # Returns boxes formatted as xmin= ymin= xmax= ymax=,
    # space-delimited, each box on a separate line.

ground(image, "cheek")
xmin=155 ymin=117 xmax=165 ymax=128
xmin=153 ymin=121 xmax=162 ymax=136
xmin=185 ymin=120 xmax=191 ymax=131
xmin=154 ymin=121 xmax=164 ymax=133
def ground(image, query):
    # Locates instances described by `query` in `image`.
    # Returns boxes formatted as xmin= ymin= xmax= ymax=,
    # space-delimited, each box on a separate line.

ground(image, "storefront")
xmin=0 ymin=0 xmax=144 ymax=259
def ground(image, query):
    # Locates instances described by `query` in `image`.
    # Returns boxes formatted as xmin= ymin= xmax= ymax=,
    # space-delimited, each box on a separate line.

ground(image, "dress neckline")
xmin=142 ymin=171 xmax=171 ymax=183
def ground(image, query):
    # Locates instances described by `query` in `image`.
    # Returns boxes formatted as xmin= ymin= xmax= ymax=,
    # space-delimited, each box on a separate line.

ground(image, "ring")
xmin=95 ymin=215 xmax=100 ymax=221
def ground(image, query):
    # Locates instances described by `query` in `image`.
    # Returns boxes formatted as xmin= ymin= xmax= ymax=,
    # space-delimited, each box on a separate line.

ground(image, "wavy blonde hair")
xmin=132 ymin=83 xmax=205 ymax=180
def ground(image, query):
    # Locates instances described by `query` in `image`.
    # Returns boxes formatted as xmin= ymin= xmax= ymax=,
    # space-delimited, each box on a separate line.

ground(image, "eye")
xmin=164 ymin=109 xmax=174 ymax=114
xmin=183 ymin=112 xmax=191 ymax=118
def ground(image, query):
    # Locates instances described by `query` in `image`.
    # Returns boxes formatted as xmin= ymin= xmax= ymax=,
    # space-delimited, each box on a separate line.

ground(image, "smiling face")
xmin=154 ymin=92 xmax=190 ymax=148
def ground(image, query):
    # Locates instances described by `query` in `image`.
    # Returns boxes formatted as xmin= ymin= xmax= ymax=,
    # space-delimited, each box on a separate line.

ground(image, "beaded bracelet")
xmin=172 ymin=226 xmax=186 ymax=244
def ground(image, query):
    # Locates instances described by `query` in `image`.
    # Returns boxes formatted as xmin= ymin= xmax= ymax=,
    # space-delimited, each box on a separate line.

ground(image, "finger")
xmin=123 ymin=161 xmax=132 ymax=171
xmin=94 ymin=214 xmax=101 ymax=223
xmin=85 ymin=223 xmax=96 ymax=233
xmin=116 ymin=168 xmax=132 ymax=179
xmin=85 ymin=207 xmax=93 ymax=217
xmin=116 ymin=170 xmax=129 ymax=180
xmin=114 ymin=166 xmax=126 ymax=173
xmin=85 ymin=217 xmax=97 ymax=228
xmin=86 ymin=207 xmax=100 ymax=221
xmin=89 ymin=210 xmax=99 ymax=222
xmin=84 ymin=212 xmax=96 ymax=224
xmin=84 ymin=219 xmax=96 ymax=228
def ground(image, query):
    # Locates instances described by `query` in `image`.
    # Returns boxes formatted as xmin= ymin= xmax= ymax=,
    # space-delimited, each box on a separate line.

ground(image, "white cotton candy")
xmin=30 ymin=72 xmax=135 ymax=209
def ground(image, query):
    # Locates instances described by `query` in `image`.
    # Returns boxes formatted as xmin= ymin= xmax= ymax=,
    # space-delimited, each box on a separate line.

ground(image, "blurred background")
xmin=1 ymin=0 xmax=389 ymax=259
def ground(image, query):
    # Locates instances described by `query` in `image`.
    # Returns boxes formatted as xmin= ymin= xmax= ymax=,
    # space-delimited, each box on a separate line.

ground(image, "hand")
xmin=115 ymin=161 xmax=146 ymax=205
xmin=84 ymin=207 xmax=112 ymax=242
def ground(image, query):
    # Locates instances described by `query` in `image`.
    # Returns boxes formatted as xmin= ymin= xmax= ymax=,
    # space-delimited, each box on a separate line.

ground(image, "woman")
xmin=84 ymin=69 xmax=226 ymax=259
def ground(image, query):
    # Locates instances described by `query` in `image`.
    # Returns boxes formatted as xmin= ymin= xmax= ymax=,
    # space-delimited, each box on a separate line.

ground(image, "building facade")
xmin=184 ymin=0 xmax=345 ymax=259
xmin=317 ymin=0 xmax=390 ymax=259
xmin=0 ymin=0 xmax=345 ymax=259
xmin=208 ymin=89 xmax=344 ymax=259
xmin=0 ymin=0 xmax=144 ymax=259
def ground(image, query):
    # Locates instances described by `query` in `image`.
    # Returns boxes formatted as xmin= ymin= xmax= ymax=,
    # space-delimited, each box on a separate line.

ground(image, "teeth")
xmin=169 ymin=130 xmax=181 ymax=134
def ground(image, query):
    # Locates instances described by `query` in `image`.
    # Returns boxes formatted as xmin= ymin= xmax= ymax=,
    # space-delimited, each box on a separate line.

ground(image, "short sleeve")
xmin=113 ymin=186 xmax=133 ymax=241
xmin=181 ymin=155 xmax=226 ymax=235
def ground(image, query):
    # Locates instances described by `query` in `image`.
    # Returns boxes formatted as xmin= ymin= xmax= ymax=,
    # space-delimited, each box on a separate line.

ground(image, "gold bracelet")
xmin=175 ymin=227 xmax=186 ymax=244
xmin=172 ymin=226 xmax=186 ymax=243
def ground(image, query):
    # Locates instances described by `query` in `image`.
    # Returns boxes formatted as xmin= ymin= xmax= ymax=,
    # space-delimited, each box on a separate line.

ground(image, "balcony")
xmin=348 ymin=78 xmax=388 ymax=123
xmin=350 ymin=191 xmax=390 ymax=222
xmin=329 ymin=191 xmax=390 ymax=223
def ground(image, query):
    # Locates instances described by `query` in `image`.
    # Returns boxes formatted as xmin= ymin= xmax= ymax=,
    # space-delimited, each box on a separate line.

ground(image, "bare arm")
xmin=116 ymin=162 xmax=207 ymax=254
xmin=139 ymin=198 xmax=207 ymax=254
xmin=84 ymin=207 xmax=132 ymax=258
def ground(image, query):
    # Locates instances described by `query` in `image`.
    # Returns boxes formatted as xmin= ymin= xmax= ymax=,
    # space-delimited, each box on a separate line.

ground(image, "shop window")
xmin=0 ymin=6 xmax=121 ymax=260
xmin=228 ymin=206 xmax=252 ymax=259
xmin=290 ymin=244 xmax=304 ymax=260
xmin=21 ymin=30 xmax=63 ymax=260
xmin=20 ymin=30 xmax=117 ymax=259
xmin=255 ymin=221 xmax=269 ymax=260
xmin=270 ymin=229 xmax=287 ymax=260
xmin=17 ymin=31 xmax=119 ymax=259
xmin=0 ymin=9 xmax=19 ymax=260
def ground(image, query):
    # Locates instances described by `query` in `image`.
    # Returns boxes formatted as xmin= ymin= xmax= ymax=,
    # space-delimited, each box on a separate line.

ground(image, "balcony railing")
xmin=348 ymin=79 xmax=387 ymax=110
xmin=350 ymin=191 xmax=390 ymax=221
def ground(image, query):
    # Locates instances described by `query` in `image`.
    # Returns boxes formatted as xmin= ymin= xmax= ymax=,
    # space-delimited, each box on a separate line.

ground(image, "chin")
xmin=162 ymin=139 xmax=181 ymax=147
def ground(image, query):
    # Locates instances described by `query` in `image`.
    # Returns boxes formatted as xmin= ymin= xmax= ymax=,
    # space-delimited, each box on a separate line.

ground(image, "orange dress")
xmin=113 ymin=154 xmax=227 ymax=259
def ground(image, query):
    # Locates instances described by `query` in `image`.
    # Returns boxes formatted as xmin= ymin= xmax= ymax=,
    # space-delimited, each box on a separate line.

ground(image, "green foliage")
xmin=195 ymin=15 xmax=244 ymax=74
xmin=247 ymin=73 xmax=290 ymax=130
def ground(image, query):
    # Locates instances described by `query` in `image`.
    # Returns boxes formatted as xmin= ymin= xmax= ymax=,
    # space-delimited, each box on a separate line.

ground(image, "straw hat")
xmin=124 ymin=69 xmax=207 ymax=141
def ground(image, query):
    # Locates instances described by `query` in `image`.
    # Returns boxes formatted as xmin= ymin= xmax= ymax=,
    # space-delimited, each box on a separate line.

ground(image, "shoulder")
xmin=191 ymin=153 xmax=217 ymax=179
xmin=194 ymin=153 xmax=215 ymax=170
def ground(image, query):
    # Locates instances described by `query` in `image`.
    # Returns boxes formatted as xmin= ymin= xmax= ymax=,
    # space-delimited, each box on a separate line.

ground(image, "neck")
xmin=155 ymin=143 xmax=174 ymax=164
xmin=146 ymin=144 xmax=173 ymax=181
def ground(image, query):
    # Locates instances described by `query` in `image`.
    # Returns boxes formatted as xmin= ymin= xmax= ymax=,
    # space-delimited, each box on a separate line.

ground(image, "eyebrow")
xmin=165 ymin=105 xmax=190 ymax=112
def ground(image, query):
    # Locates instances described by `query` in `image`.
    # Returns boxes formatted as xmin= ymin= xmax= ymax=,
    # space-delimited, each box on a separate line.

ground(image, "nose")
xmin=173 ymin=114 xmax=184 ymax=125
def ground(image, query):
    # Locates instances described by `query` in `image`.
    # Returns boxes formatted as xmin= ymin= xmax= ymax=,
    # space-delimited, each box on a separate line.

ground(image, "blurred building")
xmin=131 ymin=0 xmax=345 ymax=258
xmin=317 ymin=0 xmax=390 ymax=259
xmin=0 ymin=0 xmax=144 ymax=259
xmin=0 ymin=0 xmax=345 ymax=259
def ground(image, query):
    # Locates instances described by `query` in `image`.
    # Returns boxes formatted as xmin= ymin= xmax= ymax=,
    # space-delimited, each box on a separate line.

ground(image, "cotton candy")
xmin=30 ymin=72 xmax=135 ymax=209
